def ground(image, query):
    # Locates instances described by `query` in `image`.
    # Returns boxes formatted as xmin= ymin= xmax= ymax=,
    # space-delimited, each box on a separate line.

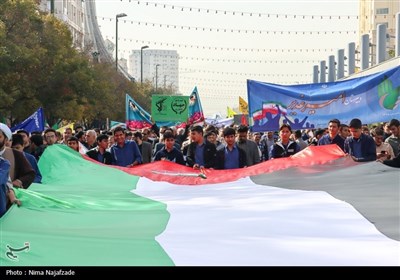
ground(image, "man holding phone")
xmin=371 ymin=127 xmax=395 ymax=160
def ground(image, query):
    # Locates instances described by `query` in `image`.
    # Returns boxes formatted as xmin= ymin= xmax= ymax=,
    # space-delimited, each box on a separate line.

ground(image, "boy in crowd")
xmin=318 ymin=119 xmax=345 ymax=151
xmin=154 ymin=132 xmax=185 ymax=165
xmin=86 ymin=134 xmax=113 ymax=165
xmin=344 ymin=118 xmax=376 ymax=162
xmin=67 ymin=136 xmax=80 ymax=152
xmin=11 ymin=134 xmax=42 ymax=183
xmin=270 ymin=124 xmax=300 ymax=159
xmin=186 ymin=125 xmax=216 ymax=170
xmin=215 ymin=127 xmax=247 ymax=170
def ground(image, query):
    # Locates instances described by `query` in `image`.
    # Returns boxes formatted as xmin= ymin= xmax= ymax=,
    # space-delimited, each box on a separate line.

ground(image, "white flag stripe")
xmin=134 ymin=177 xmax=400 ymax=266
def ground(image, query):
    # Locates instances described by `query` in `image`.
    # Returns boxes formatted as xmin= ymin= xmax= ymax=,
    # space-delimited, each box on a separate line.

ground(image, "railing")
xmin=84 ymin=0 xmax=135 ymax=81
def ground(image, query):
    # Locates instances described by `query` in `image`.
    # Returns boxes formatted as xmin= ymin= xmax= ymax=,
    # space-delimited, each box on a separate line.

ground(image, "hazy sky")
xmin=95 ymin=0 xmax=359 ymax=116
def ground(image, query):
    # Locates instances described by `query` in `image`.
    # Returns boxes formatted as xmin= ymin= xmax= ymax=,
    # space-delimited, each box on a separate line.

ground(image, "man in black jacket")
xmin=186 ymin=125 xmax=216 ymax=169
xmin=215 ymin=127 xmax=247 ymax=170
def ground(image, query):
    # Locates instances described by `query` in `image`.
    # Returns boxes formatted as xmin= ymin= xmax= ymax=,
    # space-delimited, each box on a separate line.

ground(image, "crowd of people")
xmin=0 ymin=117 xmax=399 ymax=217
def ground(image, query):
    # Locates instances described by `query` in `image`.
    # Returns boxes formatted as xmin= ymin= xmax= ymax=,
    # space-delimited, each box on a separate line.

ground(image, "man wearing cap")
xmin=344 ymin=118 xmax=376 ymax=162
xmin=0 ymin=123 xmax=35 ymax=189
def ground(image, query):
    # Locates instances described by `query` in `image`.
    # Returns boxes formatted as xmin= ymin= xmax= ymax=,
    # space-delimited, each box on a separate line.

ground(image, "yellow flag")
xmin=227 ymin=107 xmax=237 ymax=118
xmin=56 ymin=122 xmax=75 ymax=133
xmin=239 ymin=97 xmax=248 ymax=114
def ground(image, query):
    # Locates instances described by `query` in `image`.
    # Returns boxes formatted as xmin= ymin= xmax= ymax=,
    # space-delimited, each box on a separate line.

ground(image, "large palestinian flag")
xmin=0 ymin=145 xmax=398 ymax=266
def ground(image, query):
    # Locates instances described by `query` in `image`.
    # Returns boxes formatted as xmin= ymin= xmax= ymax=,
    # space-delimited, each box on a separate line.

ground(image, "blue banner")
xmin=11 ymin=107 xmax=45 ymax=133
xmin=125 ymin=94 xmax=153 ymax=130
xmin=188 ymin=86 xmax=205 ymax=125
xmin=247 ymin=66 xmax=400 ymax=132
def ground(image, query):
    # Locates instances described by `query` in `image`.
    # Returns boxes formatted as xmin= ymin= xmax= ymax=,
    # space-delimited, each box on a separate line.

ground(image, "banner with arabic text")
xmin=151 ymin=95 xmax=189 ymax=123
xmin=247 ymin=66 xmax=400 ymax=132
xmin=11 ymin=107 xmax=45 ymax=133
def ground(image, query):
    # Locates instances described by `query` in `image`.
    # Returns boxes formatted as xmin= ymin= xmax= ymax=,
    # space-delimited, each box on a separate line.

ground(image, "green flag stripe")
xmin=0 ymin=145 xmax=173 ymax=266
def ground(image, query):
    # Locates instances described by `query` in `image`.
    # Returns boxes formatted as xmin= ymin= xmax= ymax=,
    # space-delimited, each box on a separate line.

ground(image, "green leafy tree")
xmin=0 ymin=0 xmax=152 ymax=127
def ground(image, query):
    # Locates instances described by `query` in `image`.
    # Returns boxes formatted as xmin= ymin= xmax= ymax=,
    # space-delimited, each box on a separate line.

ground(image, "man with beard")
xmin=236 ymin=125 xmax=260 ymax=166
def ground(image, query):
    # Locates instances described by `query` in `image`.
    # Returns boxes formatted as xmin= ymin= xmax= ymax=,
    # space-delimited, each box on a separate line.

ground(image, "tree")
xmin=0 ymin=0 xmax=152 ymax=127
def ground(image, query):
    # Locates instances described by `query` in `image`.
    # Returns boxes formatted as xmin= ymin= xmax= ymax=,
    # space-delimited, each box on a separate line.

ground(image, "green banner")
xmin=151 ymin=95 xmax=189 ymax=123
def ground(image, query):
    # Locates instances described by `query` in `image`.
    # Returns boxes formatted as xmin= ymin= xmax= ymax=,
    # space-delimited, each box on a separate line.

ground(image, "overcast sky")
xmin=95 ymin=0 xmax=359 ymax=116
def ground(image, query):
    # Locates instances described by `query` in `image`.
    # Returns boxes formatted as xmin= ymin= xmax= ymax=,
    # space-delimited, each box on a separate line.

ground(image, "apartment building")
xmin=129 ymin=49 xmax=179 ymax=90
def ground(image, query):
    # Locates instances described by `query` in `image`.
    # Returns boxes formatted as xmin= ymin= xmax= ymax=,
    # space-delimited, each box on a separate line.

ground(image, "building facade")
xmin=129 ymin=49 xmax=179 ymax=90
xmin=38 ymin=0 xmax=85 ymax=50
xmin=119 ymin=58 xmax=128 ymax=73
xmin=359 ymin=0 xmax=400 ymax=63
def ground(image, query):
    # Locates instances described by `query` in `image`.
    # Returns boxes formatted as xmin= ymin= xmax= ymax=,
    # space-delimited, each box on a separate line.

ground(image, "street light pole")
xmin=50 ymin=0 xmax=54 ymax=14
xmin=115 ymin=13 xmax=127 ymax=71
xmin=155 ymin=64 xmax=160 ymax=91
xmin=140 ymin=46 xmax=149 ymax=83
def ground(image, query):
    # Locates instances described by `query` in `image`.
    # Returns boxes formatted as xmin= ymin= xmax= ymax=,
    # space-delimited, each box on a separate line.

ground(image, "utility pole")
xmin=50 ymin=0 xmax=54 ymax=14
xmin=140 ymin=46 xmax=149 ymax=83
xmin=115 ymin=13 xmax=127 ymax=71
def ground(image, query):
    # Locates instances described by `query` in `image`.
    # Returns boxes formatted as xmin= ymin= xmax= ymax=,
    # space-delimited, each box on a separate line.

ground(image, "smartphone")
xmin=381 ymin=151 xmax=387 ymax=155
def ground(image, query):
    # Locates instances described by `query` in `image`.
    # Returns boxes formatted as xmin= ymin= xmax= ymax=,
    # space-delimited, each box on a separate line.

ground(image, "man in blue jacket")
xmin=344 ymin=118 xmax=376 ymax=162
xmin=110 ymin=127 xmax=142 ymax=167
